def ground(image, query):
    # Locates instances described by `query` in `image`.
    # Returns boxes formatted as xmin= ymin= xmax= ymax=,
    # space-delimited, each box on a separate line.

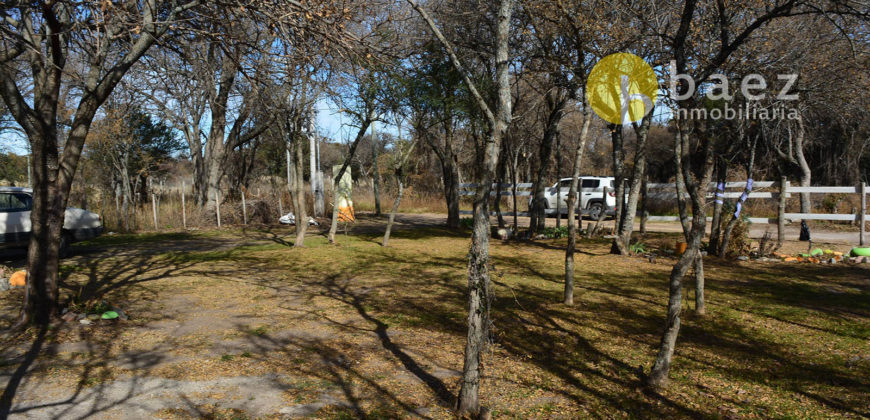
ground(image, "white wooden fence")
xmin=458 ymin=180 xmax=869 ymax=245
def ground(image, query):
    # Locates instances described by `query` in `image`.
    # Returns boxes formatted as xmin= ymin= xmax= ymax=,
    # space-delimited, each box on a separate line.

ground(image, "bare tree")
xmin=0 ymin=0 xmax=201 ymax=325
xmin=382 ymin=118 xmax=418 ymax=246
xmin=639 ymin=0 xmax=839 ymax=389
xmin=408 ymin=0 xmax=514 ymax=416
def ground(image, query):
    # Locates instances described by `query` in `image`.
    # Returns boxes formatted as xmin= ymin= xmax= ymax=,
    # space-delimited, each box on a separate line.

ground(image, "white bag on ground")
xmin=279 ymin=212 xmax=296 ymax=225
xmin=279 ymin=212 xmax=319 ymax=226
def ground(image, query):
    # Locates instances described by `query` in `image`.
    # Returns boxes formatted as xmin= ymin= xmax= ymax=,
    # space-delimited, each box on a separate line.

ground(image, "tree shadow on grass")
xmin=3 ymin=227 xmax=867 ymax=418
xmin=0 ymin=239 xmax=213 ymax=419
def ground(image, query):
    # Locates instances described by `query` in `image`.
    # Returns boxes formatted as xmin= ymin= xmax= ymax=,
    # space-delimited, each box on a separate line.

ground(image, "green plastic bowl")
xmin=850 ymin=247 xmax=870 ymax=257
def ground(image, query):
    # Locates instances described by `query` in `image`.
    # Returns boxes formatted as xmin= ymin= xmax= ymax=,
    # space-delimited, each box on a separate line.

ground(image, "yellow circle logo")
xmin=586 ymin=53 xmax=658 ymax=124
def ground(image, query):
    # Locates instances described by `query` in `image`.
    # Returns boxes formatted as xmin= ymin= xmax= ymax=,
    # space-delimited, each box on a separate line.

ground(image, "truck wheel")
xmin=588 ymin=202 xmax=603 ymax=220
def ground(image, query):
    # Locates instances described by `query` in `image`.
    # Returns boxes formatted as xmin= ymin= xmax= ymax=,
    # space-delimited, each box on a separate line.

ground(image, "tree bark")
xmin=648 ymin=119 xmax=714 ymax=387
xmin=328 ymin=114 xmax=374 ymax=243
xmin=495 ymin=148 xmax=507 ymax=228
xmin=407 ymin=0 xmax=513 ymax=415
xmin=371 ymin=123 xmax=381 ymax=216
xmin=613 ymin=112 xmax=652 ymax=255
xmin=510 ymin=150 xmax=520 ymax=231
xmin=609 ymin=125 xmax=626 ymax=241
xmin=708 ymin=158 xmax=728 ymax=256
xmin=555 ymin=127 xmax=562 ymax=229
xmin=293 ymin=136 xmax=308 ymax=247
xmin=383 ymin=173 xmax=404 ymax=247
xmin=776 ymin=176 xmax=787 ymax=252
xmin=0 ymin=1 xmax=200 ymax=326
xmin=795 ymin=117 xmax=812 ymax=214
xmin=310 ymin=130 xmax=325 ymax=217
xmin=426 ymin=126 xmax=461 ymax=229
xmin=383 ymin=138 xmax=416 ymax=246
xmin=530 ymin=91 xmax=566 ymax=235
xmin=443 ymin=144 xmax=462 ymax=230
xmin=640 ymin=174 xmax=648 ymax=236
xmin=719 ymin=138 xmax=757 ymax=259
xmin=564 ymin=111 xmax=591 ymax=305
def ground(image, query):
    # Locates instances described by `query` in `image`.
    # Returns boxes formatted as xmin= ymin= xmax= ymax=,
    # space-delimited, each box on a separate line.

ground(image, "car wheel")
xmin=59 ymin=232 xmax=72 ymax=259
xmin=588 ymin=202 xmax=603 ymax=220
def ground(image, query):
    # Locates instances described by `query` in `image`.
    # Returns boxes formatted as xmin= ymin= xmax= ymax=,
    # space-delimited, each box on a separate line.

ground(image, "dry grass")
xmin=0 ymin=218 xmax=867 ymax=418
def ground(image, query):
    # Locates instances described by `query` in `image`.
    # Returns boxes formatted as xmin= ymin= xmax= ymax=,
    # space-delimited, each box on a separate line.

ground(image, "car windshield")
xmin=0 ymin=193 xmax=32 ymax=212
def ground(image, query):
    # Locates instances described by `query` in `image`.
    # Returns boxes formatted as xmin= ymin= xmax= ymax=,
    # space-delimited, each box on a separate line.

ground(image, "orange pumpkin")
xmin=9 ymin=271 xmax=26 ymax=287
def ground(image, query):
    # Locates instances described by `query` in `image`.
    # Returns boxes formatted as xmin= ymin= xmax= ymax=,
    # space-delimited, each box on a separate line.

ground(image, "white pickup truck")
xmin=0 ymin=187 xmax=104 ymax=256
xmin=533 ymin=176 xmax=620 ymax=219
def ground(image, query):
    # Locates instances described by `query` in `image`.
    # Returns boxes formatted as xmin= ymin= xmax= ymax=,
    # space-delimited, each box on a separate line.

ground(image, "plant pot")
xmin=675 ymin=241 xmax=688 ymax=255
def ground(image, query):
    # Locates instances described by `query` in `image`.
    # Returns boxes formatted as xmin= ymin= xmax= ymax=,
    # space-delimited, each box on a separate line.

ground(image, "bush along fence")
xmin=459 ymin=180 xmax=869 ymax=245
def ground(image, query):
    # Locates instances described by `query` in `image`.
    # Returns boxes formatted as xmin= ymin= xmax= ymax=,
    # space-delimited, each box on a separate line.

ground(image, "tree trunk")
xmin=647 ymin=236 xmax=698 ymax=387
xmin=310 ymin=131 xmax=325 ymax=217
xmin=694 ymin=252 xmax=705 ymax=315
xmin=293 ymin=137 xmax=308 ymax=247
xmin=613 ymin=112 xmax=652 ymax=255
xmin=371 ymin=123 xmax=381 ymax=216
xmin=328 ymin=187 xmax=342 ymax=243
xmin=202 ymin=137 xmax=227 ymax=216
xmin=776 ymin=176 xmax=787 ymax=252
xmin=21 ymin=136 xmax=65 ymax=325
xmin=443 ymin=156 xmax=461 ymax=229
xmin=719 ymin=142 xmax=757 ymax=259
xmin=555 ymin=129 xmax=562 ymax=229
xmin=530 ymin=92 xmax=565 ymax=235
xmin=383 ymin=173 xmax=404 ymax=247
xmin=708 ymin=158 xmax=728 ymax=256
xmin=113 ymin=183 xmax=121 ymax=231
xmin=510 ymin=151 xmax=520 ymax=231
xmin=640 ymin=174 xmax=648 ymax=236
xmin=647 ymin=113 xmax=715 ymax=388
xmin=407 ymin=1 xmax=513 ymax=414
xmin=427 ymin=127 xmax=462 ymax=230
xmin=495 ymin=149 xmax=507 ymax=228
xmin=609 ymin=125 xmax=626 ymax=240
xmin=564 ymin=111 xmax=591 ymax=305
xmin=795 ymin=117 xmax=812 ymax=214
xmin=328 ymin=115 xmax=373 ymax=243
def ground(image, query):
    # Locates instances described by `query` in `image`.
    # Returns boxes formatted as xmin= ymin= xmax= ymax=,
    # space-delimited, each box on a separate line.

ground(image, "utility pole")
xmin=310 ymin=118 xmax=324 ymax=217
xmin=371 ymin=121 xmax=381 ymax=215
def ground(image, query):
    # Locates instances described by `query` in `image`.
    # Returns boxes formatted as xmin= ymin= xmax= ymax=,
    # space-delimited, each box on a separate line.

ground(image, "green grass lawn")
xmin=2 ymin=222 xmax=868 ymax=418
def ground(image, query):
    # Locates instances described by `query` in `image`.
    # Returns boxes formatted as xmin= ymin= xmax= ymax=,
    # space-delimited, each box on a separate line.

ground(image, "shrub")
xmin=541 ymin=226 xmax=570 ymax=239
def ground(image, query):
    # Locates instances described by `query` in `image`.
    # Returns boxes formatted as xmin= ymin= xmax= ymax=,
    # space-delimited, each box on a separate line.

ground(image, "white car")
xmin=0 ymin=187 xmax=104 ymax=256
xmin=531 ymin=176 xmax=620 ymax=219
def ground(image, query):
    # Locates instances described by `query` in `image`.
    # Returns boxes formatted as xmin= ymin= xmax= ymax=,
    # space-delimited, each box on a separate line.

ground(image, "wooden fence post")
xmin=151 ymin=193 xmax=158 ymax=231
xmin=861 ymin=182 xmax=866 ymax=246
xmin=242 ymin=190 xmax=248 ymax=225
xmin=216 ymin=190 xmax=222 ymax=228
xmin=181 ymin=182 xmax=187 ymax=230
